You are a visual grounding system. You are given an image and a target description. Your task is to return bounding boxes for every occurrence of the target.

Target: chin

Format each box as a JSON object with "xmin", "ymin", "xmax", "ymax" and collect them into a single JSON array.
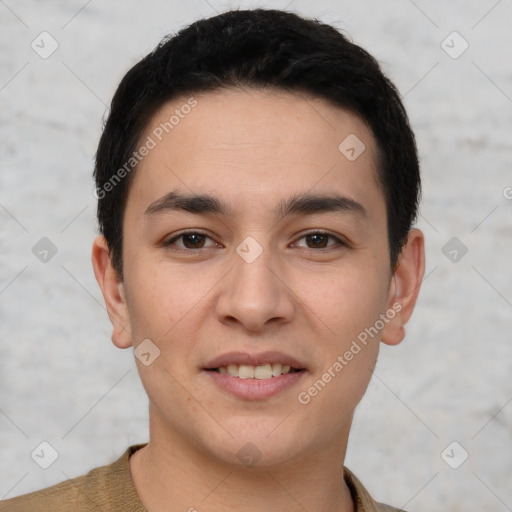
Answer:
[{"xmin": 200, "ymin": 419, "xmax": 310, "ymax": 469}]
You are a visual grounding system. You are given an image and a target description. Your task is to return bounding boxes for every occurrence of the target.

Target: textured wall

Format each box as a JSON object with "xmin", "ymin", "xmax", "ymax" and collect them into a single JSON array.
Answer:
[{"xmin": 1, "ymin": 1, "xmax": 511, "ymax": 510}]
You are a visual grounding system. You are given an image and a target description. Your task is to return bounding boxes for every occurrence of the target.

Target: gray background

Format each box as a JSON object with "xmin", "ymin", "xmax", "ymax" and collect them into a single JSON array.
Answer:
[{"xmin": 1, "ymin": 0, "xmax": 511, "ymax": 510}]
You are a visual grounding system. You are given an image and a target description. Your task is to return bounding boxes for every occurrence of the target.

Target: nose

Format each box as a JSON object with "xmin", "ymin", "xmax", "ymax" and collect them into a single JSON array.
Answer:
[{"xmin": 214, "ymin": 240, "xmax": 295, "ymax": 333}]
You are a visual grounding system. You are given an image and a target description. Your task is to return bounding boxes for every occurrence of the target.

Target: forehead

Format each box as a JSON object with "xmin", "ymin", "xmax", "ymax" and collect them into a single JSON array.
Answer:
[{"xmin": 126, "ymin": 88, "xmax": 384, "ymax": 221}]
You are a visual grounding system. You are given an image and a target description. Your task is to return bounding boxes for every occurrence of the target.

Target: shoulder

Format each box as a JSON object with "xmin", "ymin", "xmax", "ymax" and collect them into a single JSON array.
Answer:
[
  {"xmin": 343, "ymin": 466, "xmax": 409, "ymax": 512},
  {"xmin": 0, "ymin": 444, "xmax": 147, "ymax": 512}
]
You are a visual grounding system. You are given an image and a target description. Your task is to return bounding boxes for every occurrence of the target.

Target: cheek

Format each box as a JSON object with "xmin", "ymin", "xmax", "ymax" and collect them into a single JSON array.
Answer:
[
  {"xmin": 293, "ymin": 265, "xmax": 387, "ymax": 407},
  {"xmin": 294, "ymin": 271, "xmax": 384, "ymax": 432},
  {"xmin": 123, "ymin": 254, "xmax": 210, "ymax": 342},
  {"xmin": 297, "ymin": 344, "xmax": 379, "ymax": 446},
  {"xmin": 297, "ymin": 262, "xmax": 389, "ymax": 341}
]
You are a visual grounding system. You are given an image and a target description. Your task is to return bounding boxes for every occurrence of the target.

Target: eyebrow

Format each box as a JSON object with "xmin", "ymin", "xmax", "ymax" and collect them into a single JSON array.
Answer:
[{"xmin": 144, "ymin": 190, "xmax": 368, "ymax": 220}]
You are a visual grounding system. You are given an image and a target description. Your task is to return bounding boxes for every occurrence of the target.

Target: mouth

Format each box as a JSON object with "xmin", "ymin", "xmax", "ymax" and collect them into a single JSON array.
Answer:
[
  {"xmin": 205, "ymin": 363, "xmax": 305, "ymax": 380},
  {"xmin": 202, "ymin": 351, "xmax": 307, "ymax": 400}
]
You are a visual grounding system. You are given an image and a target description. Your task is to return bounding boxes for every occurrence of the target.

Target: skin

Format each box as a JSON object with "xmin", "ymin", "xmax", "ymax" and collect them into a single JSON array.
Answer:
[{"xmin": 92, "ymin": 88, "xmax": 425, "ymax": 512}]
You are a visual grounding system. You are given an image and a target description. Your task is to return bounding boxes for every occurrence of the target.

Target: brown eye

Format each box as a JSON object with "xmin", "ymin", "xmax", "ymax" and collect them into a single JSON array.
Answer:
[
  {"xmin": 295, "ymin": 231, "xmax": 344, "ymax": 249},
  {"xmin": 305, "ymin": 233, "xmax": 329, "ymax": 248},
  {"xmin": 164, "ymin": 231, "xmax": 218, "ymax": 251},
  {"xmin": 180, "ymin": 233, "xmax": 206, "ymax": 249}
]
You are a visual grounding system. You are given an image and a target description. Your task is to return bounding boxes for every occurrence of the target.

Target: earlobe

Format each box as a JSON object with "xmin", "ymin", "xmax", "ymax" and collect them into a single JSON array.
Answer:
[
  {"xmin": 91, "ymin": 235, "xmax": 133, "ymax": 349},
  {"xmin": 381, "ymin": 229, "xmax": 425, "ymax": 346}
]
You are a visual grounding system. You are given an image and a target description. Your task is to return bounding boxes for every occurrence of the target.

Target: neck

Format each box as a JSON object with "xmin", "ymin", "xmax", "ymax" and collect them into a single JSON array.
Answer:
[{"xmin": 129, "ymin": 407, "xmax": 355, "ymax": 512}]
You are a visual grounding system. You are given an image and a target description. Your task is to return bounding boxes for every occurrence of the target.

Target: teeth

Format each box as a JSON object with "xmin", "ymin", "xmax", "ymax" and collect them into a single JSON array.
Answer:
[
  {"xmin": 254, "ymin": 364, "xmax": 272, "ymax": 380},
  {"xmin": 216, "ymin": 363, "xmax": 298, "ymax": 379},
  {"xmin": 238, "ymin": 365, "xmax": 255, "ymax": 379},
  {"xmin": 227, "ymin": 364, "xmax": 238, "ymax": 377},
  {"xmin": 271, "ymin": 363, "xmax": 282, "ymax": 377}
]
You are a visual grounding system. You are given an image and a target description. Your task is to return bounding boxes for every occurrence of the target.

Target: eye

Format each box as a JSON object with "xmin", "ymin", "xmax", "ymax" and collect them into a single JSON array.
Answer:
[
  {"xmin": 163, "ymin": 230, "xmax": 345, "ymax": 252},
  {"xmin": 294, "ymin": 231, "xmax": 345, "ymax": 249},
  {"xmin": 163, "ymin": 231, "xmax": 220, "ymax": 250}
]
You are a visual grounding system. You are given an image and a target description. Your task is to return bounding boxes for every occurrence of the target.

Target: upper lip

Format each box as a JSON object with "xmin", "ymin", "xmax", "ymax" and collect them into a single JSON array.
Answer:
[{"xmin": 203, "ymin": 351, "xmax": 307, "ymax": 370}]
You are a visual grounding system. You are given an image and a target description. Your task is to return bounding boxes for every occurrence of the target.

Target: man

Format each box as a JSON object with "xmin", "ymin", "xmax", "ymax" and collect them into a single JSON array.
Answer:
[{"xmin": 1, "ymin": 8, "xmax": 424, "ymax": 511}]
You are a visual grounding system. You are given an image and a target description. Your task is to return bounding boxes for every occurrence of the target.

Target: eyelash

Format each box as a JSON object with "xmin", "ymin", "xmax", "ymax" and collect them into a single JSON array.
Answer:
[{"xmin": 163, "ymin": 230, "xmax": 346, "ymax": 252}]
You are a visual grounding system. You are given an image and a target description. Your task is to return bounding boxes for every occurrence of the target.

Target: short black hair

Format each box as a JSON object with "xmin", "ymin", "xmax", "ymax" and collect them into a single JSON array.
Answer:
[{"xmin": 94, "ymin": 8, "xmax": 420, "ymax": 279}]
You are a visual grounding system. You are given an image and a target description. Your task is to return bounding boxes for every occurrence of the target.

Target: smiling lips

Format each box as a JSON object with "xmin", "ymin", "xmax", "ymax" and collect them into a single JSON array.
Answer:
[
  {"xmin": 216, "ymin": 362, "xmax": 298, "ymax": 379},
  {"xmin": 204, "ymin": 350, "xmax": 306, "ymax": 378},
  {"xmin": 203, "ymin": 351, "xmax": 307, "ymax": 399}
]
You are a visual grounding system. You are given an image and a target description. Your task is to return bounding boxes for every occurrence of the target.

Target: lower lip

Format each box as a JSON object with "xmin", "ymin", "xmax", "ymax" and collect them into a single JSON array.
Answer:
[{"xmin": 204, "ymin": 370, "xmax": 306, "ymax": 400}]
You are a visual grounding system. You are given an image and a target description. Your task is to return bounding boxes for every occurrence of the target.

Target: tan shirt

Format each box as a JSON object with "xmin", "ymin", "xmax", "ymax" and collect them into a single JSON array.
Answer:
[{"xmin": 0, "ymin": 444, "xmax": 407, "ymax": 511}]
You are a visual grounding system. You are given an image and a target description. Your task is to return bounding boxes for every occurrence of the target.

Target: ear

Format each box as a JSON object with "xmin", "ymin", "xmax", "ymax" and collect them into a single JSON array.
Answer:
[
  {"xmin": 381, "ymin": 228, "xmax": 425, "ymax": 346},
  {"xmin": 91, "ymin": 235, "xmax": 133, "ymax": 349}
]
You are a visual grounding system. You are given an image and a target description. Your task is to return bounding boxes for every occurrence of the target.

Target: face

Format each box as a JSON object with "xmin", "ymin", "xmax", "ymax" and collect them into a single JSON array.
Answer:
[{"xmin": 95, "ymin": 88, "xmax": 422, "ymax": 469}]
